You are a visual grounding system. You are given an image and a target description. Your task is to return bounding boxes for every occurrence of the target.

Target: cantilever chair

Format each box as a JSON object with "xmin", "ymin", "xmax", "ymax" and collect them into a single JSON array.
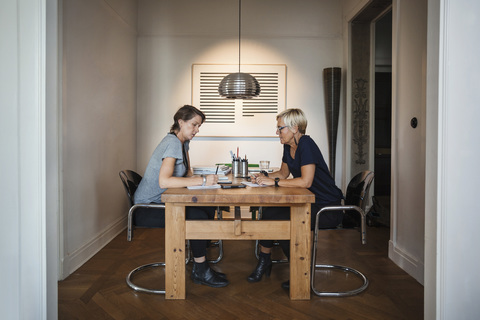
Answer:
[
  {"xmin": 119, "ymin": 170, "xmax": 223, "ymax": 294},
  {"xmin": 119, "ymin": 170, "xmax": 166, "ymax": 294},
  {"xmin": 311, "ymin": 170, "xmax": 374, "ymax": 297}
]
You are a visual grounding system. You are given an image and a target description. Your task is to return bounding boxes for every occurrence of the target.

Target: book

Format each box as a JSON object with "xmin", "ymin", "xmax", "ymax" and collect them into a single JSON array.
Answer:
[{"xmin": 192, "ymin": 165, "xmax": 231, "ymax": 175}]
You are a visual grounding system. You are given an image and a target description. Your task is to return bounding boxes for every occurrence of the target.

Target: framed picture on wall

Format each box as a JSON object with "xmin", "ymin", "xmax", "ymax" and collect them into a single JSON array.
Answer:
[{"xmin": 192, "ymin": 64, "xmax": 286, "ymax": 137}]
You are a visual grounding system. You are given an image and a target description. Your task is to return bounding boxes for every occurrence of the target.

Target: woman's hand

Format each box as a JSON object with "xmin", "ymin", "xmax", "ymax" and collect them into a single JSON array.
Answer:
[
  {"xmin": 250, "ymin": 173, "xmax": 259, "ymax": 184},
  {"xmin": 255, "ymin": 175, "xmax": 275, "ymax": 186},
  {"xmin": 250, "ymin": 172, "xmax": 267, "ymax": 185}
]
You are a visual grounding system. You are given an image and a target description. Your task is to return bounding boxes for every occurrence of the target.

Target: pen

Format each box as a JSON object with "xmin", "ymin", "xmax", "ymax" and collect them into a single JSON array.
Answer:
[{"xmin": 215, "ymin": 165, "xmax": 219, "ymax": 175}]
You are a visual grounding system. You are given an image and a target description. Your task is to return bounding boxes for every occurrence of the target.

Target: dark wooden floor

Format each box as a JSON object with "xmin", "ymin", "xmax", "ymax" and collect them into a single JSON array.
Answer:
[{"xmin": 58, "ymin": 226, "xmax": 423, "ymax": 319}]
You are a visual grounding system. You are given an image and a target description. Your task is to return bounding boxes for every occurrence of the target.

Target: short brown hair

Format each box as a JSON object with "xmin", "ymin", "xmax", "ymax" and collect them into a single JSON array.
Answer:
[{"xmin": 170, "ymin": 105, "xmax": 206, "ymax": 133}]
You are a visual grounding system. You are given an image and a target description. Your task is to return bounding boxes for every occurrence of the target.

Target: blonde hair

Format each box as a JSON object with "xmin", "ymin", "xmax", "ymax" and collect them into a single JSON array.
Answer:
[{"xmin": 276, "ymin": 108, "xmax": 307, "ymax": 134}]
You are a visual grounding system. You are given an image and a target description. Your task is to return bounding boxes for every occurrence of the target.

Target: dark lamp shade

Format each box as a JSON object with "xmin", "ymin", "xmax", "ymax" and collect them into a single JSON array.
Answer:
[{"xmin": 218, "ymin": 72, "xmax": 261, "ymax": 99}]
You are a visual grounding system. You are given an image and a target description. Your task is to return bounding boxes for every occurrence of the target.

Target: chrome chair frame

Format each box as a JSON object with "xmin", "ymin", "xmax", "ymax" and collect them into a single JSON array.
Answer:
[
  {"xmin": 120, "ymin": 170, "xmax": 223, "ymax": 295},
  {"xmin": 204, "ymin": 208, "xmax": 224, "ymax": 264},
  {"xmin": 311, "ymin": 205, "xmax": 368, "ymax": 297},
  {"xmin": 126, "ymin": 262, "xmax": 166, "ymax": 295},
  {"xmin": 310, "ymin": 170, "xmax": 374, "ymax": 297}
]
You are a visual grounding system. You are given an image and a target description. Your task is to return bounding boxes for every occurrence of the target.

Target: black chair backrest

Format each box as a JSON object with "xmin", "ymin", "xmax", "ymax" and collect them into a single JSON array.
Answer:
[
  {"xmin": 345, "ymin": 171, "xmax": 375, "ymax": 212},
  {"xmin": 119, "ymin": 170, "xmax": 143, "ymax": 207}
]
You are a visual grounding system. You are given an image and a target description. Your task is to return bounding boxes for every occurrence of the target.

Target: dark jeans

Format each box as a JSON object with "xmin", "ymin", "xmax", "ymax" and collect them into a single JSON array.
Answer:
[
  {"xmin": 133, "ymin": 205, "xmax": 216, "ymax": 258},
  {"xmin": 258, "ymin": 201, "xmax": 343, "ymax": 259},
  {"xmin": 186, "ymin": 206, "xmax": 216, "ymax": 258}
]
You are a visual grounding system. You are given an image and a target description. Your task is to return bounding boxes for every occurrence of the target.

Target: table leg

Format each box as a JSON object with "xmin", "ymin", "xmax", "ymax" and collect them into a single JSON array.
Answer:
[
  {"xmin": 289, "ymin": 204, "xmax": 312, "ymax": 300},
  {"xmin": 165, "ymin": 203, "xmax": 186, "ymax": 299}
]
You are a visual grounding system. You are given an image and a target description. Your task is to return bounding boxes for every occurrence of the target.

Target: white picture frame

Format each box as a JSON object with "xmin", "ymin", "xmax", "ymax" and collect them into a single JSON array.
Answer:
[{"xmin": 192, "ymin": 64, "xmax": 286, "ymax": 137}]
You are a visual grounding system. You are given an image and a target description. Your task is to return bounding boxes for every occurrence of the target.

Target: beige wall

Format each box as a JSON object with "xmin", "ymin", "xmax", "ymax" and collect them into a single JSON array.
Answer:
[
  {"xmin": 389, "ymin": 0, "xmax": 427, "ymax": 284},
  {"xmin": 136, "ymin": 0, "xmax": 346, "ymax": 181},
  {"xmin": 61, "ymin": 0, "xmax": 138, "ymax": 277}
]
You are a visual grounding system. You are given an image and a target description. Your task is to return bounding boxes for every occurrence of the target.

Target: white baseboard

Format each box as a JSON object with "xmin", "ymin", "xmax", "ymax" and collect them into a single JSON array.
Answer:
[
  {"xmin": 389, "ymin": 240, "xmax": 424, "ymax": 285},
  {"xmin": 60, "ymin": 216, "xmax": 127, "ymax": 280}
]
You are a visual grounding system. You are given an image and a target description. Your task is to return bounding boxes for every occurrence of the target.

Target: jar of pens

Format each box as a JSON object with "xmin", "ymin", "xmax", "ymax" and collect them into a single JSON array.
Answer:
[{"xmin": 231, "ymin": 148, "xmax": 248, "ymax": 178}]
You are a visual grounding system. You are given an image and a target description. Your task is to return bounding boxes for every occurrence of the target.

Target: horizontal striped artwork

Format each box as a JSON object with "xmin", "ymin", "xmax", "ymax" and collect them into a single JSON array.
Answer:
[{"xmin": 192, "ymin": 64, "xmax": 286, "ymax": 137}]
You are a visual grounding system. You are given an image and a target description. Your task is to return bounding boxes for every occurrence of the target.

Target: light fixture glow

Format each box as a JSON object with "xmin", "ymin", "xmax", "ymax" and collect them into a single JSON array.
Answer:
[{"xmin": 218, "ymin": 0, "xmax": 260, "ymax": 99}]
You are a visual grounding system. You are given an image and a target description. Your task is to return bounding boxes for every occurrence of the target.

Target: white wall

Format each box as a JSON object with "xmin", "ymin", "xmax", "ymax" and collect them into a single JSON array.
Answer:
[
  {"xmin": 137, "ymin": 0, "xmax": 346, "ymax": 183},
  {"xmin": 46, "ymin": 0, "xmax": 60, "ymax": 317},
  {"xmin": 388, "ymin": 0, "xmax": 427, "ymax": 284},
  {"xmin": 425, "ymin": 0, "xmax": 480, "ymax": 318},
  {"xmin": 61, "ymin": 0, "xmax": 138, "ymax": 277},
  {"xmin": 0, "ymin": 1, "xmax": 48, "ymax": 318}
]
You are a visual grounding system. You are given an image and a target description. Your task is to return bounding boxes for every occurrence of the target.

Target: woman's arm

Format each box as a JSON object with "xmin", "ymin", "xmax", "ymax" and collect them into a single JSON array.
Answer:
[
  {"xmin": 268, "ymin": 162, "xmax": 290, "ymax": 179},
  {"xmin": 158, "ymin": 157, "xmax": 217, "ymax": 188},
  {"xmin": 255, "ymin": 163, "xmax": 315, "ymax": 188},
  {"xmin": 251, "ymin": 162, "xmax": 289, "ymax": 182},
  {"xmin": 185, "ymin": 151, "xmax": 193, "ymax": 177},
  {"xmin": 278, "ymin": 164, "xmax": 315, "ymax": 188}
]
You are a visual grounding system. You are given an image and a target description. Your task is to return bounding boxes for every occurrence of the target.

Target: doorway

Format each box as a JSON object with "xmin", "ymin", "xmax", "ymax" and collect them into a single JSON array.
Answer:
[
  {"xmin": 371, "ymin": 10, "xmax": 392, "ymax": 226},
  {"xmin": 349, "ymin": 1, "xmax": 392, "ymax": 226}
]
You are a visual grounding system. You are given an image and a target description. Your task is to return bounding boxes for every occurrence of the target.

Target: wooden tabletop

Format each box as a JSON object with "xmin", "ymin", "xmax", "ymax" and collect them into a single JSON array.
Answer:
[{"xmin": 161, "ymin": 185, "xmax": 315, "ymax": 205}]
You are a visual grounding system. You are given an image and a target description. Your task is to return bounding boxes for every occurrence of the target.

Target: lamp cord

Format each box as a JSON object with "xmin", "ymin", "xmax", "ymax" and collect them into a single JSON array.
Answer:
[{"xmin": 238, "ymin": 0, "xmax": 241, "ymax": 72}]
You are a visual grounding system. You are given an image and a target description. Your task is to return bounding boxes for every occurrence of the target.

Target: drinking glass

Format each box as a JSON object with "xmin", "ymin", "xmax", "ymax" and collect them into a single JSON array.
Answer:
[{"xmin": 259, "ymin": 160, "xmax": 270, "ymax": 171}]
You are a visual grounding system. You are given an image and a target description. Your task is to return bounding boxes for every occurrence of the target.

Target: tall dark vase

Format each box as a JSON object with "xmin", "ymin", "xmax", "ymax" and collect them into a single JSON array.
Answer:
[{"xmin": 323, "ymin": 67, "xmax": 341, "ymax": 177}]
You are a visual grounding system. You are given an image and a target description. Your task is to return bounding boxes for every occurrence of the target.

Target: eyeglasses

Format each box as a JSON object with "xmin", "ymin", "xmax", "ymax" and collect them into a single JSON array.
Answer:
[{"xmin": 276, "ymin": 125, "xmax": 288, "ymax": 133}]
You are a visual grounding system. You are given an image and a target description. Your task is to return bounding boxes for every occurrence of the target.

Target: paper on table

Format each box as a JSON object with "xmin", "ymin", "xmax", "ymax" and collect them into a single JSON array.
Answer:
[
  {"xmin": 187, "ymin": 184, "xmax": 221, "ymax": 190},
  {"xmin": 241, "ymin": 181, "xmax": 270, "ymax": 188}
]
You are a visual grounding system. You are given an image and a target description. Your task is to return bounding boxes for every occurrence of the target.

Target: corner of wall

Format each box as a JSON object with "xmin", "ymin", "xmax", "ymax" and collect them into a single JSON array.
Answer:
[
  {"xmin": 389, "ymin": 240, "xmax": 424, "ymax": 285},
  {"xmin": 61, "ymin": 216, "xmax": 127, "ymax": 279}
]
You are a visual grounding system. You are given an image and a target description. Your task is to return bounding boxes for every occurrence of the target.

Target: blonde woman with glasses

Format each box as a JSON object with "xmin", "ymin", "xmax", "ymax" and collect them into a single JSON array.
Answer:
[{"xmin": 248, "ymin": 108, "xmax": 344, "ymax": 290}]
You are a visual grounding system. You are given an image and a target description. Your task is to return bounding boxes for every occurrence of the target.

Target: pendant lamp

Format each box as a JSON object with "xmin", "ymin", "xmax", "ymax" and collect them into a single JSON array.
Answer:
[{"xmin": 218, "ymin": 0, "xmax": 260, "ymax": 99}]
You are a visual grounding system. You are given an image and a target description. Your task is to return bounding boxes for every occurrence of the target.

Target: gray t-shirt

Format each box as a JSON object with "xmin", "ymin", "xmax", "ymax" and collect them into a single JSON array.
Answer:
[{"xmin": 134, "ymin": 133, "xmax": 190, "ymax": 204}]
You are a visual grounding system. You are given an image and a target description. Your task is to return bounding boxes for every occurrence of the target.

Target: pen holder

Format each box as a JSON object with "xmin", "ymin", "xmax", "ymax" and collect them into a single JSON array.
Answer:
[
  {"xmin": 240, "ymin": 159, "xmax": 248, "ymax": 178},
  {"xmin": 232, "ymin": 159, "xmax": 241, "ymax": 177}
]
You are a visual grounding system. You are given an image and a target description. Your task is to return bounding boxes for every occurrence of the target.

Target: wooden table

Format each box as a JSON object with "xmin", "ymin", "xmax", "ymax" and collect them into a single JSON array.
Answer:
[{"xmin": 161, "ymin": 182, "xmax": 315, "ymax": 300}]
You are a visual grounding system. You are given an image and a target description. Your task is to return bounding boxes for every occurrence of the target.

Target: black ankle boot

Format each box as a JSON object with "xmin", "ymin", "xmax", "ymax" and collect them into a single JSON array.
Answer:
[
  {"xmin": 247, "ymin": 252, "xmax": 272, "ymax": 282},
  {"xmin": 211, "ymin": 268, "xmax": 227, "ymax": 279},
  {"xmin": 191, "ymin": 261, "xmax": 229, "ymax": 288}
]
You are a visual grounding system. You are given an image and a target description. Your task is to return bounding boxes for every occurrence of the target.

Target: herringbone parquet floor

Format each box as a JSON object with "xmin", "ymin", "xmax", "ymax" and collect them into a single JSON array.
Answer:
[{"xmin": 58, "ymin": 225, "xmax": 423, "ymax": 319}]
